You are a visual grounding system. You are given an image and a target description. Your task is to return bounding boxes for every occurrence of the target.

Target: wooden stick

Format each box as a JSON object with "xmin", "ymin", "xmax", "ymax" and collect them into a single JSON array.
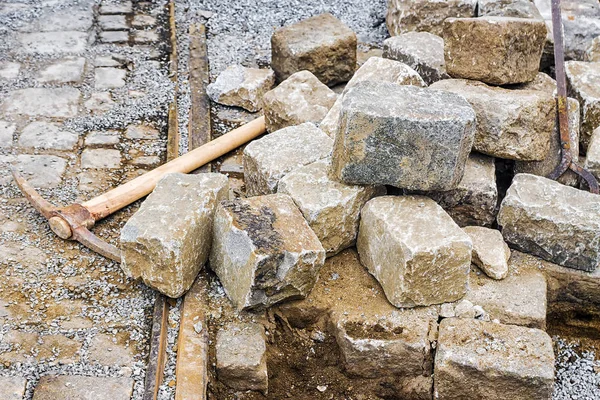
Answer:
[{"xmin": 83, "ymin": 116, "xmax": 265, "ymax": 220}]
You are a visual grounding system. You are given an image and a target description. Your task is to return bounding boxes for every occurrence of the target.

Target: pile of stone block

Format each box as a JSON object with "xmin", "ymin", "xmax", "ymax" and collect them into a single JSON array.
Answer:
[{"xmin": 118, "ymin": 7, "xmax": 600, "ymax": 397}]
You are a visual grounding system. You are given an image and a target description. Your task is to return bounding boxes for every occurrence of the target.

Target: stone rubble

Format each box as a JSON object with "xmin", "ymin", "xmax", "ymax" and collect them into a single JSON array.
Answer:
[
  {"xmin": 243, "ymin": 122, "xmax": 333, "ymax": 196},
  {"xmin": 216, "ymin": 322, "xmax": 268, "ymax": 393},
  {"xmin": 434, "ymin": 318, "xmax": 555, "ymax": 400},
  {"xmin": 565, "ymin": 61, "xmax": 600, "ymax": 150},
  {"xmin": 386, "ymin": 0, "xmax": 477, "ymax": 36},
  {"xmin": 357, "ymin": 196, "xmax": 472, "ymax": 308},
  {"xmin": 278, "ymin": 158, "xmax": 385, "ymax": 256},
  {"xmin": 331, "ymin": 81, "xmax": 476, "ymax": 191},
  {"xmin": 431, "ymin": 79, "xmax": 555, "ymax": 161},
  {"xmin": 207, "ymin": 65, "xmax": 275, "ymax": 112},
  {"xmin": 585, "ymin": 127, "xmax": 600, "ymax": 180},
  {"xmin": 382, "ymin": 32, "xmax": 448, "ymax": 84},
  {"xmin": 478, "ymin": 0, "xmax": 543, "ymax": 19},
  {"xmin": 209, "ymin": 194, "xmax": 326, "ymax": 310},
  {"xmin": 319, "ymin": 56, "xmax": 424, "ymax": 138},
  {"xmin": 120, "ymin": 173, "xmax": 229, "ymax": 298},
  {"xmin": 498, "ymin": 173, "xmax": 600, "ymax": 272},
  {"xmin": 271, "ymin": 13, "xmax": 357, "ymax": 86},
  {"xmin": 262, "ymin": 70, "xmax": 337, "ymax": 132},
  {"xmin": 463, "ymin": 226, "xmax": 511, "ymax": 280}
]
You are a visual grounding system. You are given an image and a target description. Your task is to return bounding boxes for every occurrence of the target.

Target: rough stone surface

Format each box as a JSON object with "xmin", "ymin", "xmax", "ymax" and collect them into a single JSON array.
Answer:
[
  {"xmin": 95, "ymin": 67, "xmax": 126, "ymax": 89},
  {"xmin": 216, "ymin": 322, "xmax": 268, "ymax": 393},
  {"xmin": 386, "ymin": 0, "xmax": 477, "ymax": 36},
  {"xmin": 99, "ymin": 31, "xmax": 129, "ymax": 43},
  {"xmin": 262, "ymin": 70, "xmax": 337, "ymax": 132},
  {"xmin": 32, "ymin": 375, "xmax": 134, "ymax": 400},
  {"xmin": 125, "ymin": 124, "xmax": 160, "ymax": 140},
  {"xmin": 271, "ymin": 13, "xmax": 357, "ymax": 85},
  {"xmin": 207, "ymin": 65, "xmax": 275, "ymax": 112},
  {"xmin": 278, "ymin": 159, "xmax": 385, "ymax": 257},
  {"xmin": 465, "ymin": 256, "xmax": 547, "ymax": 329},
  {"xmin": 2, "ymin": 88, "xmax": 81, "ymax": 118},
  {"xmin": 14, "ymin": 155, "xmax": 67, "ymax": 188},
  {"xmin": 515, "ymin": 97, "xmax": 580, "ymax": 187},
  {"xmin": 586, "ymin": 36, "xmax": 600, "ymax": 62},
  {"xmin": 431, "ymin": 79, "xmax": 555, "ymax": 161},
  {"xmin": 120, "ymin": 173, "xmax": 228, "ymax": 298},
  {"xmin": 37, "ymin": 56, "xmax": 86, "ymax": 83},
  {"xmin": 85, "ymin": 130, "xmax": 120, "ymax": 146},
  {"xmin": 243, "ymin": 122, "xmax": 333, "ymax": 196},
  {"xmin": 331, "ymin": 81, "xmax": 476, "ymax": 191},
  {"xmin": 0, "ymin": 376, "xmax": 26, "ymax": 400},
  {"xmin": 478, "ymin": 0, "xmax": 543, "ymax": 18},
  {"xmin": 516, "ymin": 71, "xmax": 557, "ymax": 93},
  {"xmin": 427, "ymin": 153, "xmax": 497, "ymax": 227},
  {"xmin": 382, "ymin": 32, "xmax": 448, "ymax": 85},
  {"xmin": 87, "ymin": 333, "xmax": 135, "ymax": 366},
  {"xmin": 320, "ymin": 56, "xmax": 425, "ymax": 137},
  {"xmin": 18, "ymin": 31, "xmax": 88, "ymax": 55},
  {"xmin": 85, "ymin": 92, "xmax": 116, "ymax": 114},
  {"xmin": 463, "ymin": 226, "xmax": 511, "ymax": 280},
  {"xmin": 0, "ymin": 120, "xmax": 15, "ymax": 148},
  {"xmin": 209, "ymin": 194, "xmax": 326, "ymax": 310},
  {"xmin": 498, "ymin": 173, "xmax": 600, "ymax": 272},
  {"xmin": 81, "ymin": 148, "xmax": 121, "ymax": 169},
  {"xmin": 434, "ymin": 318, "xmax": 554, "ymax": 400},
  {"xmin": 565, "ymin": 61, "xmax": 600, "ymax": 150},
  {"xmin": 585, "ymin": 126, "xmax": 600, "ymax": 180},
  {"xmin": 0, "ymin": 61, "xmax": 20, "ymax": 80},
  {"xmin": 18, "ymin": 121, "xmax": 79, "ymax": 150},
  {"xmin": 443, "ymin": 17, "xmax": 546, "ymax": 85},
  {"xmin": 98, "ymin": 15, "xmax": 128, "ymax": 30},
  {"xmin": 99, "ymin": 0, "xmax": 133, "ymax": 14},
  {"xmin": 132, "ymin": 30, "xmax": 159, "ymax": 44},
  {"xmin": 357, "ymin": 196, "xmax": 472, "ymax": 308}
]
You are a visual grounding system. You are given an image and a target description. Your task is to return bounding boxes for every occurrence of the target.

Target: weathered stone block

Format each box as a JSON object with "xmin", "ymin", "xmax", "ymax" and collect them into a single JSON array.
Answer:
[
  {"xmin": 443, "ymin": 17, "xmax": 546, "ymax": 85},
  {"xmin": 431, "ymin": 79, "xmax": 555, "ymax": 161},
  {"xmin": 331, "ymin": 81, "xmax": 476, "ymax": 191},
  {"xmin": 320, "ymin": 56, "xmax": 424, "ymax": 137},
  {"xmin": 463, "ymin": 226, "xmax": 510, "ymax": 280},
  {"xmin": 95, "ymin": 67, "xmax": 126, "ymax": 89},
  {"xmin": 515, "ymin": 97, "xmax": 580, "ymax": 187},
  {"xmin": 478, "ymin": 0, "xmax": 543, "ymax": 18},
  {"xmin": 465, "ymin": 259, "xmax": 547, "ymax": 329},
  {"xmin": 0, "ymin": 376, "xmax": 26, "ymax": 400},
  {"xmin": 262, "ymin": 70, "xmax": 337, "ymax": 132},
  {"xmin": 386, "ymin": 0, "xmax": 477, "ymax": 36},
  {"xmin": 216, "ymin": 322, "xmax": 268, "ymax": 393},
  {"xmin": 18, "ymin": 121, "xmax": 79, "ymax": 150},
  {"xmin": 585, "ymin": 127, "xmax": 600, "ymax": 180},
  {"xmin": 357, "ymin": 196, "xmax": 472, "ymax": 308},
  {"xmin": 18, "ymin": 31, "xmax": 88, "ymax": 55},
  {"xmin": 434, "ymin": 318, "xmax": 554, "ymax": 400},
  {"xmin": 207, "ymin": 65, "xmax": 275, "ymax": 112},
  {"xmin": 243, "ymin": 122, "xmax": 333, "ymax": 196},
  {"xmin": 566, "ymin": 61, "xmax": 600, "ymax": 150},
  {"xmin": 383, "ymin": 32, "xmax": 448, "ymax": 85},
  {"xmin": 278, "ymin": 159, "xmax": 385, "ymax": 257},
  {"xmin": 427, "ymin": 153, "xmax": 498, "ymax": 227},
  {"xmin": 14, "ymin": 155, "xmax": 67, "ymax": 188},
  {"xmin": 271, "ymin": 13, "xmax": 357, "ymax": 85},
  {"xmin": 81, "ymin": 148, "xmax": 121, "ymax": 169},
  {"xmin": 498, "ymin": 173, "xmax": 600, "ymax": 272},
  {"xmin": 37, "ymin": 56, "xmax": 86, "ymax": 83},
  {"xmin": 2, "ymin": 88, "xmax": 81, "ymax": 118},
  {"xmin": 121, "ymin": 173, "xmax": 229, "ymax": 298},
  {"xmin": 32, "ymin": 375, "xmax": 134, "ymax": 400},
  {"xmin": 210, "ymin": 194, "xmax": 326, "ymax": 310}
]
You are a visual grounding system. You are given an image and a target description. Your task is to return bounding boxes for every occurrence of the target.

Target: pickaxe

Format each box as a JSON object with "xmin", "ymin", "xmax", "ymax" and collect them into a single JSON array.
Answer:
[
  {"xmin": 11, "ymin": 117, "xmax": 266, "ymax": 262},
  {"xmin": 548, "ymin": 0, "xmax": 599, "ymax": 193}
]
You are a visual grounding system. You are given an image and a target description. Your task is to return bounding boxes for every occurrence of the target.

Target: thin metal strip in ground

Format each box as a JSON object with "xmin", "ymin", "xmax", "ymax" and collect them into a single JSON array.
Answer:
[{"xmin": 142, "ymin": 294, "xmax": 170, "ymax": 400}]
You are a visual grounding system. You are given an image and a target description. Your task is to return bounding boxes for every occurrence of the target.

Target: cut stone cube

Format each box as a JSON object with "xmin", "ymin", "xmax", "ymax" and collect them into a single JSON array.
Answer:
[
  {"xmin": 427, "ymin": 153, "xmax": 498, "ymax": 227},
  {"xmin": 120, "ymin": 173, "xmax": 228, "ymax": 298},
  {"xmin": 271, "ymin": 13, "xmax": 357, "ymax": 86},
  {"xmin": 386, "ymin": 0, "xmax": 477, "ymax": 36},
  {"xmin": 32, "ymin": 375, "xmax": 133, "ymax": 400},
  {"xmin": 463, "ymin": 226, "xmax": 510, "ymax": 280},
  {"xmin": 216, "ymin": 322, "xmax": 268, "ymax": 394},
  {"xmin": 434, "ymin": 318, "xmax": 554, "ymax": 400},
  {"xmin": 431, "ymin": 79, "xmax": 555, "ymax": 161},
  {"xmin": 383, "ymin": 32, "xmax": 449, "ymax": 85},
  {"xmin": 566, "ymin": 61, "xmax": 600, "ymax": 149},
  {"xmin": 278, "ymin": 159, "xmax": 385, "ymax": 256},
  {"xmin": 443, "ymin": 17, "xmax": 547, "ymax": 85},
  {"xmin": 331, "ymin": 81, "xmax": 476, "ymax": 191},
  {"xmin": 498, "ymin": 173, "xmax": 600, "ymax": 272},
  {"xmin": 209, "ymin": 194, "xmax": 326, "ymax": 310},
  {"xmin": 207, "ymin": 65, "xmax": 275, "ymax": 112},
  {"xmin": 262, "ymin": 70, "xmax": 337, "ymax": 132},
  {"xmin": 320, "ymin": 56, "xmax": 425, "ymax": 137},
  {"xmin": 357, "ymin": 196, "xmax": 472, "ymax": 308},
  {"xmin": 465, "ymin": 259, "xmax": 547, "ymax": 329},
  {"xmin": 242, "ymin": 122, "xmax": 333, "ymax": 196}
]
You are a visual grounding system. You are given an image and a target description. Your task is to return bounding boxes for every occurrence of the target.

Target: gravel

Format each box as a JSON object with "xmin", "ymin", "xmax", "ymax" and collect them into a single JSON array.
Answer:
[{"xmin": 553, "ymin": 337, "xmax": 600, "ymax": 400}]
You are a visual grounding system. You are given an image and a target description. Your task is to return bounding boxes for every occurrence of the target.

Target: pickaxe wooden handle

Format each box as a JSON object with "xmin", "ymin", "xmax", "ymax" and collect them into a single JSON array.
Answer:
[{"xmin": 11, "ymin": 117, "xmax": 266, "ymax": 262}]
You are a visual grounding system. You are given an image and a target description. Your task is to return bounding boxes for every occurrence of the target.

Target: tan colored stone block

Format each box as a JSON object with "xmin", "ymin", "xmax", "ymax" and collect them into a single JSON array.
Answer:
[
  {"xmin": 566, "ymin": 61, "xmax": 600, "ymax": 150},
  {"xmin": 207, "ymin": 65, "xmax": 275, "ymax": 112},
  {"xmin": 386, "ymin": 0, "xmax": 477, "ymax": 36},
  {"xmin": 463, "ymin": 226, "xmax": 510, "ymax": 280}
]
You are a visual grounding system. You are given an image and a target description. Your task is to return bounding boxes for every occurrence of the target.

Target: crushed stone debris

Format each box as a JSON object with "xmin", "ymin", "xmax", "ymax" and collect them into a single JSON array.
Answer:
[{"xmin": 553, "ymin": 338, "xmax": 600, "ymax": 400}]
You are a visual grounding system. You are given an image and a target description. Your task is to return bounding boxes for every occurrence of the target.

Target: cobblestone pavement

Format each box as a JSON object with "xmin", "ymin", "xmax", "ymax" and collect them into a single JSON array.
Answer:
[{"xmin": 0, "ymin": 0, "xmax": 173, "ymax": 398}]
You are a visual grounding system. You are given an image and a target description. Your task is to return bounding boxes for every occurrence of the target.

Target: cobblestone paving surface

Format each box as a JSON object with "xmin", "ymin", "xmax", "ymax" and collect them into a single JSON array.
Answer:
[{"xmin": 0, "ymin": 0, "xmax": 173, "ymax": 398}]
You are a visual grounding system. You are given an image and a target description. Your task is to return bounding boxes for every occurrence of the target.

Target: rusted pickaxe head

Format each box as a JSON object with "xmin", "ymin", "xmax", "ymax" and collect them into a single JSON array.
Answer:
[{"xmin": 11, "ymin": 167, "xmax": 122, "ymax": 262}]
